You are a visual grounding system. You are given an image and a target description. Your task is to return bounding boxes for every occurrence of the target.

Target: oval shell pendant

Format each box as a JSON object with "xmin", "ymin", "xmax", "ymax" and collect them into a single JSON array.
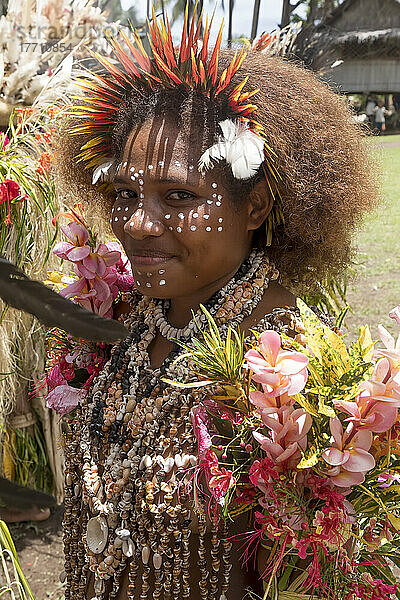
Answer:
[{"xmin": 86, "ymin": 516, "xmax": 108, "ymax": 554}]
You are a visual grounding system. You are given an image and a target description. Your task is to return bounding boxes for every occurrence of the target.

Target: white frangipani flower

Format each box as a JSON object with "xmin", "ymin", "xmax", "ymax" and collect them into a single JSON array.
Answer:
[{"xmin": 198, "ymin": 118, "xmax": 265, "ymax": 180}]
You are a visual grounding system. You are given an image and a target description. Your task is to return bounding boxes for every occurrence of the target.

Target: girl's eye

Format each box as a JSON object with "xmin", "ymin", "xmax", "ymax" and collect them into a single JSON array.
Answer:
[
  {"xmin": 168, "ymin": 191, "xmax": 195, "ymax": 201},
  {"xmin": 116, "ymin": 189, "xmax": 137, "ymax": 200}
]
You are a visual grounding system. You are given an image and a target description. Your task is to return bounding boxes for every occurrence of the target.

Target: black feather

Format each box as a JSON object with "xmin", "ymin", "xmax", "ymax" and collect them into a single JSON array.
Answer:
[
  {"xmin": 0, "ymin": 476, "xmax": 56, "ymax": 509},
  {"xmin": 0, "ymin": 257, "xmax": 128, "ymax": 343}
]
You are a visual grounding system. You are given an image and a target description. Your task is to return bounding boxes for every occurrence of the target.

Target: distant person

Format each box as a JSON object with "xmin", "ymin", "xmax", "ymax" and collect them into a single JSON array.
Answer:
[
  {"xmin": 373, "ymin": 100, "xmax": 389, "ymax": 134},
  {"xmin": 365, "ymin": 93, "xmax": 377, "ymax": 127}
]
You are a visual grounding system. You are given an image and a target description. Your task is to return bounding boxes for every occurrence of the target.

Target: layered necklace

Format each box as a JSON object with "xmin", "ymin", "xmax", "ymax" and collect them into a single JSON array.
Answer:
[{"xmin": 63, "ymin": 250, "xmax": 300, "ymax": 600}]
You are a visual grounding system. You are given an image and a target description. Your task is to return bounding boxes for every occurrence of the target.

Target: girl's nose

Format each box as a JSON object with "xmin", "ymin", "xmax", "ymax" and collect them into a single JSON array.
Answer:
[{"xmin": 124, "ymin": 207, "xmax": 164, "ymax": 240}]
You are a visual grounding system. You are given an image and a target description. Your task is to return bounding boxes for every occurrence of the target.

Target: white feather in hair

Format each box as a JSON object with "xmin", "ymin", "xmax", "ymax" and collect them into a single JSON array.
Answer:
[{"xmin": 198, "ymin": 119, "xmax": 265, "ymax": 180}]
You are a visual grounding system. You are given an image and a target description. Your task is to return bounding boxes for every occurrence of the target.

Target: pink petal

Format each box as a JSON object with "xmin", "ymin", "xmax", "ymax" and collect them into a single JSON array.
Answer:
[
  {"xmin": 76, "ymin": 262, "xmax": 96, "ymax": 279},
  {"xmin": 349, "ymin": 429, "xmax": 372, "ymax": 451},
  {"xmin": 286, "ymin": 369, "xmax": 308, "ymax": 395},
  {"xmin": 275, "ymin": 442, "xmax": 298, "ymax": 463},
  {"xmin": 252, "ymin": 371, "xmax": 281, "ymax": 388},
  {"xmin": 373, "ymin": 358, "xmax": 391, "ymax": 384},
  {"xmin": 322, "ymin": 448, "xmax": 349, "ymax": 466},
  {"xmin": 53, "ymin": 241, "xmax": 73, "ymax": 258},
  {"xmin": 68, "ymin": 222, "xmax": 89, "ymax": 244},
  {"xmin": 378, "ymin": 325, "xmax": 395, "ymax": 350},
  {"xmin": 363, "ymin": 405, "xmax": 397, "ymax": 433},
  {"xmin": 276, "ymin": 351, "xmax": 309, "ymax": 376},
  {"xmin": 331, "ymin": 470, "xmax": 365, "ymax": 488},
  {"xmin": 389, "ymin": 305, "xmax": 400, "ymax": 325},
  {"xmin": 97, "ymin": 295, "xmax": 114, "ymax": 317},
  {"xmin": 334, "ymin": 399, "xmax": 360, "ymax": 419},
  {"xmin": 330, "ymin": 417, "xmax": 344, "ymax": 449},
  {"xmin": 253, "ymin": 430, "xmax": 269, "ymax": 446},
  {"xmin": 249, "ymin": 390, "xmax": 275, "ymax": 409},
  {"xmin": 343, "ymin": 448, "xmax": 375, "ymax": 472},
  {"xmin": 67, "ymin": 245, "xmax": 90, "ymax": 262},
  {"xmin": 286, "ymin": 409, "xmax": 312, "ymax": 441},
  {"xmin": 258, "ymin": 330, "xmax": 281, "ymax": 366},
  {"xmin": 82, "ymin": 253, "xmax": 98, "ymax": 273},
  {"xmin": 59, "ymin": 277, "xmax": 87, "ymax": 298},
  {"xmin": 102, "ymin": 250, "xmax": 121, "ymax": 267},
  {"xmin": 92, "ymin": 277, "xmax": 111, "ymax": 302}
]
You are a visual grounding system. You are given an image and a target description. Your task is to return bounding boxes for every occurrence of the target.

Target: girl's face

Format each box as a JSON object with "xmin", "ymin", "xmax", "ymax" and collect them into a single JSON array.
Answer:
[{"xmin": 111, "ymin": 117, "xmax": 261, "ymax": 300}]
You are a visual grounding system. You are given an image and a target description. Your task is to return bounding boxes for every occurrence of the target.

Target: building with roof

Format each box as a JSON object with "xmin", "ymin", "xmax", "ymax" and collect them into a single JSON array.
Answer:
[{"xmin": 299, "ymin": 0, "xmax": 400, "ymax": 94}]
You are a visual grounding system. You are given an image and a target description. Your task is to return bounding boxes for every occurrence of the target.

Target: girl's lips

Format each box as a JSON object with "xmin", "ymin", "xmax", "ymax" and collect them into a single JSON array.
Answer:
[{"xmin": 130, "ymin": 255, "xmax": 174, "ymax": 265}]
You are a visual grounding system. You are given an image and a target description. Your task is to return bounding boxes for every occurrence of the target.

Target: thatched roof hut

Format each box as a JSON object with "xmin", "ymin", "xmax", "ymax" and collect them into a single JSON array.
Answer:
[{"xmin": 299, "ymin": 0, "xmax": 400, "ymax": 93}]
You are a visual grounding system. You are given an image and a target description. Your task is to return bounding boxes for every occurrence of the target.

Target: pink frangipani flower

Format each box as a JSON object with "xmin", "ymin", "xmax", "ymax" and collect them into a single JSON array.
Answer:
[
  {"xmin": 46, "ymin": 384, "xmax": 87, "ymax": 415},
  {"xmin": 53, "ymin": 222, "xmax": 91, "ymax": 262},
  {"xmin": 253, "ymin": 405, "xmax": 312, "ymax": 470},
  {"xmin": 322, "ymin": 417, "xmax": 375, "ymax": 487},
  {"xmin": 244, "ymin": 330, "xmax": 308, "ymax": 399}
]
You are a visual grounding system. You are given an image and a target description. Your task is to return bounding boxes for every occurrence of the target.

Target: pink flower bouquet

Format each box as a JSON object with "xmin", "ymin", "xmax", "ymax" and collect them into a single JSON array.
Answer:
[
  {"xmin": 44, "ymin": 204, "xmax": 133, "ymax": 416},
  {"xmin": 174, "ymin": 300, "xmax": 400, "ymax": 600}
]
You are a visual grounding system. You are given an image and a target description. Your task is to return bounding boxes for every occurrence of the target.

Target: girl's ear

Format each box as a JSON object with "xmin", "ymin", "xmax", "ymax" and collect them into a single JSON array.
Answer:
[{"xmin": 247, "ymin": 180, "xmax": 274, "ymax": 231}]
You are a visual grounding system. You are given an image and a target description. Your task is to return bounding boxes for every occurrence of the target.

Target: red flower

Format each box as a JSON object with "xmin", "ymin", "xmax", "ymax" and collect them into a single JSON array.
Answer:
[
  {"xmin": 37, "ymin": 151, "xmax": 53, "ymax": 175},
  {"xmin": 0, "ymin": 178, "xmax": 25, "ymax": 225}
]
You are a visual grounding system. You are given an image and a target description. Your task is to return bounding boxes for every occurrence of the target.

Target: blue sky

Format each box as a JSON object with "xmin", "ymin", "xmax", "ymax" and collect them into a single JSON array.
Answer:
[{"xmin": 120, "ymin": 1, "xmax": 303, "ymax": 40}]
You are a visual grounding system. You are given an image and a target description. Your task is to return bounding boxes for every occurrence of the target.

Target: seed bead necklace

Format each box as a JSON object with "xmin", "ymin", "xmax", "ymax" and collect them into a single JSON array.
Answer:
[{"xmin": 63, "ymin": 250, "xmax": 302, "ymax": 600}]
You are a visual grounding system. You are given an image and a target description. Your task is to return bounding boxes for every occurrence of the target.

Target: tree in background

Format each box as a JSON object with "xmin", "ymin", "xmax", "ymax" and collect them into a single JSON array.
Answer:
[
  {"xmin": 97, "ymin": 0, "xmax": 139, "ymax": 25},
  {"xmin": 281, "ymin": 0, "xmax": 343, "ymax": 28}
]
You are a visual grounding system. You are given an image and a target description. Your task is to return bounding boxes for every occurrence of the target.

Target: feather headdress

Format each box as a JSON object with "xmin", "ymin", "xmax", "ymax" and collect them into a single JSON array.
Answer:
[
  {"xmin": 69, "ymin": 3, "xmax": 283, "ymax": 241},
  {"xmin": 71, "ymin": 6, "xmax": 278, "ymax": 173}
]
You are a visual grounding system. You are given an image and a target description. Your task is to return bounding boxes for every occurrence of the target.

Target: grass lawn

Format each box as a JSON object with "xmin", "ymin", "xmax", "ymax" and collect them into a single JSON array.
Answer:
[{"xmin": 345, "ymin": 134, "xmax": 400, "ymax": 340}]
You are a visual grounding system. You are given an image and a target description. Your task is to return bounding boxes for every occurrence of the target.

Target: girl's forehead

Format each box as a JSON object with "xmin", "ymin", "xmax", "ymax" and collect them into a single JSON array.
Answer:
[{"xmin": 120, "ymin": 117, "xmax": 201, "ymax": 171}]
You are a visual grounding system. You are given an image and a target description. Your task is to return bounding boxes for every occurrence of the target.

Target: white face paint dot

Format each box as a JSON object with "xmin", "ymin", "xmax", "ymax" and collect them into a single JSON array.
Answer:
[
  {"xmin": 207, "ymin": 200, "xmax": 213, "ymax": 205},
  {"xmin": 139, "ymin": 179, "xmax": 144, "ymax": 185},
  {"xmin": 140, "ymin": 193, "xmax": 144, "ymax": 198},
  {"xmin": 164, "ymin": 214, "xmax": 171, "ymax": 219},
  {"xmin": 189, "ymin": 165, "xmax": 194, "ymax": 171},
  {"xmin": 117, "ymin": 206, "xmax": 121, "ymax": 211},
  {"xmin": 137, "ymin": 281, "xmax": 141, "ymax": 286},
  {"xmin": 146, "ymin": 282, "xmax": 151, "ymax": 288},
  {"xmin": 159, "ymin": 269, "xmax": 165, "ymax": 274},
  {"xmin": 203, "ymin": 214, "xmax": 210, "ymax": 219},
  {"xmin": 193, "ymin": 212, "xmax": 198, "ymax": 218},
  {"xmin": 218, "ymin": 217, "xmax": 223, "ymax": 223},
  {"xmin": 217, "ymin": 195, "xmax": 222, "ymax": 200},
  {"xmin": 158, "ymin": 161, "xmax": 164, "ymax": 167},
  {"xmin": 134, "ymin": 172, "xmax": 139, "ymax": 177},
  {"xmin": 218, "ymin": 226, "xmax": 223, "ymax": 231},
  {"xmin": 114, "ymin": 217, "xmax": 119, "ymax": 222},
  {"xmin": 123, "ymin": 216, "xmax": 127, "ymax": 221},
  {"xmin": 123, "ymin": 161, "xmax": 127, "ymax": 168},
  {"xmin": 216, "ymin": 201, "xmax": 221, "ymax": 207},
  {"xmin": 177, "ymin": 226, "xmax": 182, "ymax": 233},
  {"xmin": 212, "ymin": 193, "xmax": 217, "ymax": 198},
  {"xmin": 137, "ymin": 270, "xmax": 142, "ymax": 275},
  {"xmin": 125, "ymin": 206, "xmax": 129, "ymax": 211},
  {"xmin": 131, "ymin": 175, "xmax": 136, "ymax": 180},
  {"xmin": 148, "ymin": 165, "xmax": 153, "ymax": 170},
  {"xmin": 159, "ymin": 279, "xmax": 166, "ymax": 286},
  {"xmin": 174, "ymin": 161, "xmax": 181, "ymax": 167},
  {"xmin": 178, "ymin": 213, "xmax": 184, "ymax": 219},
  {"xmin": 146, "ymin": 272, "xmax": 152, "ymax": 277},
  {"xmin": 138, "ymin": 202, "xmax": 143, "ymax": 208},
  {"xmin": 206, "ymin": 226, "xmax": 211, "ymax": 231},
  {"xmin": 139, "ymin": 170, "xmax": 144, "ymax": 175},
  {"xmin": 212, "ymin": 183, "xmax": 217, "ymax": 188},
  {"xmin": 190, "ymin": 225, "xmax": 197, "ymax": 231},
  {"xmin": 168, "ymin": 226, "xmax": 173, "ymax": 231},
  {"xmin": 109, "ymin": 218, "xmax": 112, "ymax": 224}
]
